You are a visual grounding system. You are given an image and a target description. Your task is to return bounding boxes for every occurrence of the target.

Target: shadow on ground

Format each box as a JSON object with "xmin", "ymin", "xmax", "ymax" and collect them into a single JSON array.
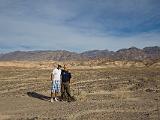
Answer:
[{"xmin": 27, "ymin": 92, "xmax": 50, "ymax": 101}]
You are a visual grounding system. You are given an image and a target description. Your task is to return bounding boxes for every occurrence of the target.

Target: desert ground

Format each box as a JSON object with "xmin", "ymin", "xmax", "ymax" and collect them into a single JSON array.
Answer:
[{"xmin": 0, "ymin": 61, "xmax": 160, "ymax": 120}]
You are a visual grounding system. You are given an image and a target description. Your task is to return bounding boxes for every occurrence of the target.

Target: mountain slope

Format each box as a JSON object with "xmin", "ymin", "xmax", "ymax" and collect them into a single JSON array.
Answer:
[
  {"xmin": 113, "ymin": 47, "xmax": 147, "ymax": 60},
  {"xmin": 80, "ymin": 49, "xmax": 114, "ymax": 59},
  {"xmin": 0, "ymin": 50, "xmax": 83, "ymax": 61},
  {"xmin": 0, "ymin": 46, "xmax": 160, "ymax": 61}
]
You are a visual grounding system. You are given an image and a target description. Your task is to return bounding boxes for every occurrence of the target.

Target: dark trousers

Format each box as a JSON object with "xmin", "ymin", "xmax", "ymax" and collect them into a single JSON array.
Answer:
[{"xmin": 61, "ymin": 81, "xmax": 71, "ymax": 100}]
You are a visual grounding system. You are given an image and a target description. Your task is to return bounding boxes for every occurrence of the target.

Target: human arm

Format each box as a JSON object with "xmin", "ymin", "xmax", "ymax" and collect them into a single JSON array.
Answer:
[
  {"xmin": 51, "ymin": 73, "xmax": 52, "ymax": 81},
  {"xmin": 69, "ymin": 72, "xmax": 71, "ymax": 83}
]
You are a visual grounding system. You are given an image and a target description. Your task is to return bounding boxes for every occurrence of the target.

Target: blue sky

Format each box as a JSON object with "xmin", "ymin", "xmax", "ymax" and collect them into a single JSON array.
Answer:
[{"xmin": 0, "ymin": 0, "xmax": 160, "ymax": 53}]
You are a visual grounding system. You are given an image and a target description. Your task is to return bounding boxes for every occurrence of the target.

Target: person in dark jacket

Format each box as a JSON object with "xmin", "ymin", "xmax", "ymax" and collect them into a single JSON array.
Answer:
[{"xmin": 61, "ymin": 65, "xmax": 72, "ymax": 102}]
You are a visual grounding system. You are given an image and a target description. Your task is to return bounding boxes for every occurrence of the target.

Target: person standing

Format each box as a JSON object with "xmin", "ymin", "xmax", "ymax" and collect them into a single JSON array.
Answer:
[
  {"xmin": 61, "ymin": 65, "xmax": 72, "ymax": 102},
  {"xmin": 50, "ymin": 64, "xmax": 62, "ymax": 102}
]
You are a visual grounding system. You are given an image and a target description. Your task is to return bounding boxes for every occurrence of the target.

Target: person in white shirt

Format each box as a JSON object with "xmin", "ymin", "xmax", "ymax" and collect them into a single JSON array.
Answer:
[{"xmin": 50, "ymin": 64, "xmax": 62, "ymax": 102}]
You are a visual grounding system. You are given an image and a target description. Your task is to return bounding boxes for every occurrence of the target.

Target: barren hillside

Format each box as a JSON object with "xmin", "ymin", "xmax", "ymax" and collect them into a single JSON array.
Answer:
[{"xmin": 0, "ymin": 46, "xmax": 160, "ymax": 61}]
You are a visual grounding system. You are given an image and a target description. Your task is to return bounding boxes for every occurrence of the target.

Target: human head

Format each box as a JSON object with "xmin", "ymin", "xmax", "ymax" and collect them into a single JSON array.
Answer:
[
  {"xmin": 57, "ymin": 64, "xmax": 62, "ymax": 69},
  {"xmin": 63, "ymin": 64, "xmax": 67, "ymax": 71}
]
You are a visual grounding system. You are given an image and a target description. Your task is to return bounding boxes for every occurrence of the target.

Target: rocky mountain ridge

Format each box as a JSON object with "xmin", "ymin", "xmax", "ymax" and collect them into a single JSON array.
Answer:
[{"xmin": 0, "ymin": 46, "xmax": 160, "ymax": 61}]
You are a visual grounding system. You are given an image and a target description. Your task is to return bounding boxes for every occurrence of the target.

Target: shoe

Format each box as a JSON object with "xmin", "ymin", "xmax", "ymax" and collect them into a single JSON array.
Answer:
[
  {"xmin": 67, "ymin": 100, "xmax": 71, "ymax": 102},
  {"xmin": 50, "ymin": 98, "xmax": 54, "ymax": 103},
  {"xmin": 55, "ymin": 97, "xmax": 58, "ymax": 101},
  {"xmin": 67, "ymin": 98, "xmax": 71, "ymax": 102}
]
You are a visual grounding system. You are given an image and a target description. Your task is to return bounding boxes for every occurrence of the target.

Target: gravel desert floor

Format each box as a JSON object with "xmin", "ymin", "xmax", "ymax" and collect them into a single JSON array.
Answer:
[{"xmin": 0, "ymin": 62, "xmax": 160, "ymax": 120}]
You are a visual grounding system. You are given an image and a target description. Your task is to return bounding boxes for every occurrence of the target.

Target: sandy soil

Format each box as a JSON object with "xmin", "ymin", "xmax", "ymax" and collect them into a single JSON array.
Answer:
[{"xmin": 0, "ymin": 62, "xmax": 160, "ymax": 120}]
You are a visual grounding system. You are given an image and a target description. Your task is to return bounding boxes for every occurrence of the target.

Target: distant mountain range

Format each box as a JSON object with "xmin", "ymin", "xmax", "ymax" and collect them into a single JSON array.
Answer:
[{"xmin": 0, "ymin": 46, "xmax": 160, "ymax": 61}]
